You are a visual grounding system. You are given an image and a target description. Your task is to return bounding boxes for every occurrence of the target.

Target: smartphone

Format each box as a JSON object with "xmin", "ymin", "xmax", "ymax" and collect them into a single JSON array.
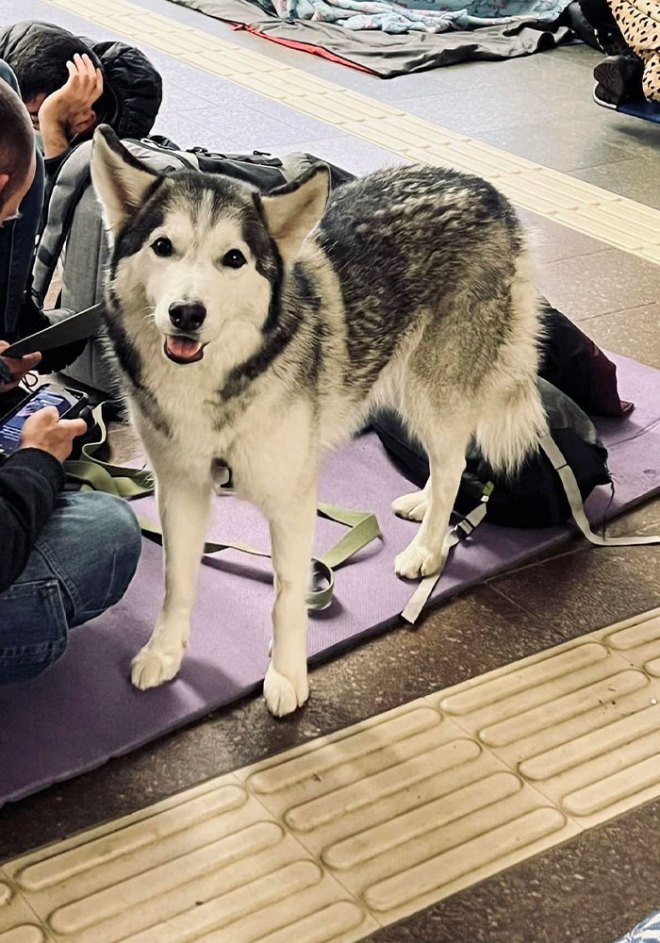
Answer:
[{"xmin": 0, "ymin": 384, "xmax": 89, "ymax": 458}]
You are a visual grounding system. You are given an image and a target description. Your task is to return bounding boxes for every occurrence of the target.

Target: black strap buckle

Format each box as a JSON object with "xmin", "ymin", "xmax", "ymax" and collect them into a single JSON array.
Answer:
[
  {"xmin": 455, "ymin": 481, "xmax": 494, "ymax": 541},
  {"xmin": 456, "ymin": 517, "xmax": 476, "ymax": 541}
]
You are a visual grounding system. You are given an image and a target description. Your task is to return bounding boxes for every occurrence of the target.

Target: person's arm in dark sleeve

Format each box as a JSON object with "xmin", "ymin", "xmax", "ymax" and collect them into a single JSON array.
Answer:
[
  {"xmin": 0, "ymin": 449, "xmax": 65, "ymax": 592},
  {"xmin": 43, "ymin": 151, "xmax": 71, "ymax": 189}
]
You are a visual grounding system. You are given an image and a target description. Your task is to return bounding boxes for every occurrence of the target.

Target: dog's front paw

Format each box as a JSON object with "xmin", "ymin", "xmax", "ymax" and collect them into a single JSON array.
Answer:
[
  {"xmin": 263, "ymin": 664, "xmax": 309, "ymax": 717},
  {"xmin": 395, "ymin": 541, "xmax": 444, "ymax": 580},
  {"xmin": 131, "ymin": 644, "xmax": 183, "ymax": 690},
  {"xmin": 392, "ymin": 490, "xmax": 428, "ymax": 522}
]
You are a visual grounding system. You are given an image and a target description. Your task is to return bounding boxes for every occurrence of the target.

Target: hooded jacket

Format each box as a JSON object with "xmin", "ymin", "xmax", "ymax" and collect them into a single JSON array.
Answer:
[{"xmin": 0, "ymin": 21, "xmax": 163, "ymax": 178}]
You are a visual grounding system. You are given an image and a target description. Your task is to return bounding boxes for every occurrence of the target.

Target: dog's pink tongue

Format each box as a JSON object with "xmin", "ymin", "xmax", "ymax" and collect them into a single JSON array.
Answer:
[{"xmin": 166, "ymin": 336, "xmax": 203, "ymax": 362}]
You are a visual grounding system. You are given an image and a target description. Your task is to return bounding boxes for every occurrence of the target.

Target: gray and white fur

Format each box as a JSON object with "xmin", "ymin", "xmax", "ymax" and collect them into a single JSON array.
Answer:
[{"xmin": 91, "ymin": 125, "xmax": 547, "ymax": 716}]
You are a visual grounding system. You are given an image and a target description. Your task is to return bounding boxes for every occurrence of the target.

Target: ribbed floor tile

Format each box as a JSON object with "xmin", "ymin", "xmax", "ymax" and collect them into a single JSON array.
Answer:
[
  {"xmin": 640, "ymin": 245, "xmax": 660, "ymax": 264},
  {"xmin": 239, "ymin": 703, "xmax": 577, "ymax": 924},
  {"xmin": 44, "ymin": 0, "xmax": 660, "ymax": 264},
  {"xmin": 600, "ymin": 608, "xmax": 660, "ymax": 677},
  {"xmin": 432, "ymin": 628, "xmax": 660, "ymax": 829},
  {"xmin": 5, "ymin": 612, "xmax": 660, "ymax": 940},
  {"xmin": 0, "ymin": 881, "xmax": 51, "ymax": 943},
  {"xmin": 2, "ymin": 777, "xmax": 377, "ymax": 943}
]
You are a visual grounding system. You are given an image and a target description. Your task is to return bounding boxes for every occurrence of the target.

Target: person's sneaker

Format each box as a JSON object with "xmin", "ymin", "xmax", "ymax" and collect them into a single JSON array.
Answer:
[
  {"xmin": 593, "ymin": 82, "xmax": 619, "ymax": 109},
  {"xmin": 593, "ymin": 54, "xmax": 645, "ymax": 104}
]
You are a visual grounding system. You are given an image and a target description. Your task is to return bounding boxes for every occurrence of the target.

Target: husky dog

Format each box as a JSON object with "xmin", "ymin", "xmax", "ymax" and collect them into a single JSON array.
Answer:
[{"xmin": 91, "ymin": 125, "xmax": 547, "ymax": 716}]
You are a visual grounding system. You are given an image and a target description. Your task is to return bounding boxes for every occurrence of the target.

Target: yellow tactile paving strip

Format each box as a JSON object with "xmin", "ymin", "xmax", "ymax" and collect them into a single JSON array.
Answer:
[
  {"xmin": 3, "ymin": 608, "xmax": 660, "ymax": 942},
  {"xmin": 46, "ymin": 0, "xmax": 660, "ymax": 265}
]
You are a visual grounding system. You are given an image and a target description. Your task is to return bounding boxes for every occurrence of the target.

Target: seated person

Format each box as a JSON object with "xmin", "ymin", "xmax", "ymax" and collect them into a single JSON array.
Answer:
[
  {"xmin": 0, "ymin": 20, "xmax": 163, "ymax": 180},
  {"xmin": 579, "ymin": 0, "xmax": 660, "ymax": 112},
  {"xmin": 605, "ymin": 0, "xmax": 659, "ymax": 105},
  {"xmin": 0, "ymin": 75, "xmax": 142, "ymax": 684},
  {"xmin": 0, "ymin": 57, "xmax": 86, "ymax": 366},
  {"xmin": 0, "ymin": 59, "xmax": 43, "ymax": 342}
]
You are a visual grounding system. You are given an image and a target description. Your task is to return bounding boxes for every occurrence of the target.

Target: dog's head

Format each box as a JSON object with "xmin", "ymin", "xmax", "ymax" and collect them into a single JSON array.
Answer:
[{"xmin": 91, "ymin": 126, "xmax": 330, "ymax": 365}]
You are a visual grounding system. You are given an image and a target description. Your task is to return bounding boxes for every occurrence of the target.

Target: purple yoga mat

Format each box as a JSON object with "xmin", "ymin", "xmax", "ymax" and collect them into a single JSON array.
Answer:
[{"xmin": 1, "ymin": 352, "xmax": 659, "ymax": 805}]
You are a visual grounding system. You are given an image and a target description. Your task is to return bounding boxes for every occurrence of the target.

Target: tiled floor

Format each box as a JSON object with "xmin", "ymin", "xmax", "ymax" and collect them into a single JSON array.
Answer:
[
  {"xmin": 4, "ymin": 612, "xmax": 660, "ymax": 943},
  {"xmin": 1, "ymin": 0, "xmax": 659, "ymax": 940}
]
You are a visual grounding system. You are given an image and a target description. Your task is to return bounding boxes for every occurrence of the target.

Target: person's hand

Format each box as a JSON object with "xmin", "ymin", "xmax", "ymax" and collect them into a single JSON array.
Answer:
[
  {"xmin": 39, "ymin": 54, "xmax": 103, "ymax": 156},
  {"xmin": 40, "ymin": 53, "xmax": 103, "ymax": 129},
  {"xmin": 0, "ymin": 341, "xmax": 41, "ymax": 391},
  {"xmin": 19, "ymin": 407, "xmax": 87, "ymax": 463}
]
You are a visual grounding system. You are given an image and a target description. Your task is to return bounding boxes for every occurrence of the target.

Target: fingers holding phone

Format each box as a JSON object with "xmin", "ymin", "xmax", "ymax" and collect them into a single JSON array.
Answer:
[
  {"xmin": 20, "ymin": 407, "xmax": 87, "ymax": 463},
  {"xmin": 0, "ymin": 385, "xmax": 90, "ymax": 461}
]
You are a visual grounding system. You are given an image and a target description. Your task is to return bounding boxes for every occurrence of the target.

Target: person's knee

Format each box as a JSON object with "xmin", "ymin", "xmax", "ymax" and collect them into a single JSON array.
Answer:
[
  {"xmin": 91, "ymin": 493, "xmax": 142, "ymax": 604},
  {"xmin": 110, "ymin": 496, "xmax": 143, "ymax": 587},
  {"xmin": 52, "ymin": 491, "xmax": 142, "ymax": 623}
]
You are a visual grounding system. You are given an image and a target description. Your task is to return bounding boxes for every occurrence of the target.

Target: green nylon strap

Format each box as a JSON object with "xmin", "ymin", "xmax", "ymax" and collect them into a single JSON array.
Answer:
[
  {"xmin": 65, "ymin": 404, "xmax": 380, "ymax": 610},
  {"xmin": 317, "ymin": 502, "xmax": 381, "ymax": 570},
  {"xmin": 65, "ymin": 459, "xmax": 152, "ymax": 498}
]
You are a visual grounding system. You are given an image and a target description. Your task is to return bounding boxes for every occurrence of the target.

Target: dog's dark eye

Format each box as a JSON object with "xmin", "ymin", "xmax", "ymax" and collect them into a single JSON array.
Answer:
[
  {"xmin": 222, "ymin": 249, "xmax": 246, "ymax": 269},
  {"xmin": 152, "ymin": 237, "xmax": 173, "ymax": 257}
]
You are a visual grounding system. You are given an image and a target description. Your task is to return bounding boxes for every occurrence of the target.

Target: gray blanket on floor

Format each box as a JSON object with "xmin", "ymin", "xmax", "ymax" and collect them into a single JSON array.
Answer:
[{"xmin": 165, "ymin": 0, "xmax": 572, "ymax": 76}]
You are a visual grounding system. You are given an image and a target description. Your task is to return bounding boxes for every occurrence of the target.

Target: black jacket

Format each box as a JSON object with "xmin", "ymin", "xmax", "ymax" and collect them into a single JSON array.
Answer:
[
  {"xmin": 0, "ymin": 448, "xmax": 64, "ymax": 593},
  {"xmin": 0, "ymin": 21, "xmax": 163, "ymax": 182}
]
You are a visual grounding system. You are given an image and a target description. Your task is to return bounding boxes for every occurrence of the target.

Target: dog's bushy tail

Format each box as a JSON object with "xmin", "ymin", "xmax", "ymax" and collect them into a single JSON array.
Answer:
[
  {"xmin": 474, "ymin": 251, "xmax": 548, "ymax": 477},
  {"xmin": 475, "ymin": 378, "xmax": 547, "ymax": 477}
]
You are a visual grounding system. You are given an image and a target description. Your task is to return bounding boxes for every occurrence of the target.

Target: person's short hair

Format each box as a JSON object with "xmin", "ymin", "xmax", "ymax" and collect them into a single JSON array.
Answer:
[
  {"xmin": 9, "ymin": 23, "xmax": 97, "ymax": 102},
  {"xmin": 0, "ymin": 80, "xmax": 33, "ymax": 210}
]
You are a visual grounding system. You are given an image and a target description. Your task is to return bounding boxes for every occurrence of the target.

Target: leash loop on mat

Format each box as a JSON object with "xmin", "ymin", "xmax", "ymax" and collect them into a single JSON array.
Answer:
[{"xmin": 65, "ymin": 404, "xmax": 380, "ymax": 611}]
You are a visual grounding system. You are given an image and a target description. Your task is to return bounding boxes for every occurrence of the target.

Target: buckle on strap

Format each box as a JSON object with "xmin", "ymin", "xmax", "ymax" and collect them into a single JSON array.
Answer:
[
  {"xmin": 455, "ymin": 481, "xmax": 494, "ymax": 541},
  {"xmin": 456, "ymin": 517, "xmax": 476, "ymax": 541}
]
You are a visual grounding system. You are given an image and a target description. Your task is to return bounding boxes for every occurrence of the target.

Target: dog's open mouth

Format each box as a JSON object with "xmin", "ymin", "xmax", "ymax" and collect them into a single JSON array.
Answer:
[{"xmin": 163, "ymin": 335, "xmax": 205, "ymax": 365}]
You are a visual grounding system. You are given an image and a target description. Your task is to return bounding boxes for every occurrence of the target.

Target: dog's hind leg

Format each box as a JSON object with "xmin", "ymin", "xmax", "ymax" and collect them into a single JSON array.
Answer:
[
  {"xmin": 131, "ymin": 474, "xmax": 212, "ymax": 690},
  {"xmin": 392, "ymin": 480, "xmax": 431, "ymax": 522},
  {"xmin": 263, "ymin": 487, "xmax": 317, "ymax": 717},
  {"xmin": 394, "ymin": 406, "xmax": 473, "ymax": 581}
]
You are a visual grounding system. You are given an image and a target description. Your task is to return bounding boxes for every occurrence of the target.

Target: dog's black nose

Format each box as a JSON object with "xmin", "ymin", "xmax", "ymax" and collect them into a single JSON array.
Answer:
[{"xmin": 169, "ymin": 301, "xmax": 206, "ymax": 332}]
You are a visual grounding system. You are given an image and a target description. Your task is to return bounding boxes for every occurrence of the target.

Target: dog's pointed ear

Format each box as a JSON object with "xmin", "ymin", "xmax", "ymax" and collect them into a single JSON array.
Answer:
[
  {"xmin": 91, "ymin": 125, "xmax": 161, "ymax": 235},
  {"xmin": 260, "ymin": 164, "xmax": 330, "ymax": 265}
]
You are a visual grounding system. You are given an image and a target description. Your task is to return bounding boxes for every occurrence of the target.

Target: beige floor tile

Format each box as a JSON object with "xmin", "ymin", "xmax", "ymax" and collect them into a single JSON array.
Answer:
[
  {"xmin": 3, "ymin": 777, "xmax": 376, "ymax": 943},
  {"xmin": 241, "ymin": 704, "xmax": 577, "ymax": 925},
  {"xmin": 432, "ymin": 629, "xmax": 660, "ymax": 830},
  {"xmin": 7, "ymin": 613, "xmax": 660, "ymax": 940},
  {"xmin": 0, "ymin": 878, "xmax": 53, "ymax": 943},
  {"xmin": 599, "ymin": 607, "xmax": 660, "ymax": 677}
]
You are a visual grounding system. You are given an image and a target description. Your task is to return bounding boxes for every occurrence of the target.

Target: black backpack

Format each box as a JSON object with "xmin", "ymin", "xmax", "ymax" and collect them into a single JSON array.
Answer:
[
  {"xmin": 370, "ymin": 379, "xmax": 611, "ymax": 529},
  {"xmin": 379, "ymin": 313, "xmax": 660, "ymax": 623},
  {"xmin": 371, "ymin": 303, "xmax": 637, "ymax": 530}
]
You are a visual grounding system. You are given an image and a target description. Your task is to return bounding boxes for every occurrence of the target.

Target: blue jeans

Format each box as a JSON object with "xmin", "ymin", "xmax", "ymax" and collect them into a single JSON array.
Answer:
[
  {"xmin": 0, "ymin": 492, "xmax": 142, "ymax": 684},
  {"xmin": 0, "ymin": 59, "xmax": 45, "ymax": 339}
]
